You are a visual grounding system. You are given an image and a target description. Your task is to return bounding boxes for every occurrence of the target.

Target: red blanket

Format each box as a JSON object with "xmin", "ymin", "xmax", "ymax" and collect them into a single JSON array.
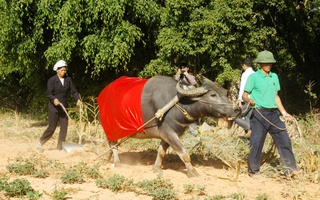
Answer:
[{"xmin": 97, "ymin": 76, "xmax": 149, "ymax": 141}]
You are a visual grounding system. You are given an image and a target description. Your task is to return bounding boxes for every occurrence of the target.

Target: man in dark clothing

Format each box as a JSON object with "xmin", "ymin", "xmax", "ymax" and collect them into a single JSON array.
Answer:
[{"xmin": 38, "ymin": 60, "xmax": 81, "ymax": 150}]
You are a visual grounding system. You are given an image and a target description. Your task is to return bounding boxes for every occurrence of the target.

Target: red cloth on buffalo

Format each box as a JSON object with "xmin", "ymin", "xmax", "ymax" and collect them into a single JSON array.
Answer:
[{"xmin": 97, "ymin": 76, "xmax": 149, "ymax": 141}]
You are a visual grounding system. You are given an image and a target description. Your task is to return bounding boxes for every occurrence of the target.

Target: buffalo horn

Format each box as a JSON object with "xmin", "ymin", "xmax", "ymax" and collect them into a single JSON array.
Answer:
[{"xmin": 176, "ymin": 82, "xmax": 208, "ymax": 97}]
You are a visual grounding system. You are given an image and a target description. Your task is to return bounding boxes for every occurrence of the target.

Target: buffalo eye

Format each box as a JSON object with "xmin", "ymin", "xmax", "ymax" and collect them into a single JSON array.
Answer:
[{"xmin": 210, "ymin": 93, "xmax": 217, "ymax": 98}]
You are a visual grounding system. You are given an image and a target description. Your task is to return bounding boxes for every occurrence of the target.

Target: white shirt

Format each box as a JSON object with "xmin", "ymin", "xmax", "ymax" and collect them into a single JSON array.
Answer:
[
  {"xmin": 60, "ymin": 78, "xmax": 64, "ymax": 86},
  {"xmin": 238, "ymin": 67, "xmax": 254, "ymax": 101}
]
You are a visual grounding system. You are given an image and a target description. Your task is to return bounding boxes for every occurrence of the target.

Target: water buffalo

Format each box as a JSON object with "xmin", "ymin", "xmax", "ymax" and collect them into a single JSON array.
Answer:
[{"xmin": 97, "ymin": 75, "xmax": 240, "ymax": 177}]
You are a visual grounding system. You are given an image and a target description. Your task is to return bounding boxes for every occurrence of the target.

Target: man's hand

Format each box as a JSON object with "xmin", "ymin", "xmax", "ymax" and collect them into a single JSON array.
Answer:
[
  {"xmin": 282, "ymin": 111, "xmax": 294, "ymax": 121},
  {"xmin": 53, "ymin": 99, "xmax": 60, "ymax": 106},
  {"xmin": 249, "ymin": 98, "xmax": 255, "ymax": 106},
  {"xmin": 77, "ymin": 99, "xmax": 82, "ymax": 107}
]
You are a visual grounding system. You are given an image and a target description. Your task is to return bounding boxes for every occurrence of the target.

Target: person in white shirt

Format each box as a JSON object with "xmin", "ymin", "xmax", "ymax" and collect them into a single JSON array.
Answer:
[{"xmin": 234, "ymin": 57, "xmax": 255, "ymax": 138}]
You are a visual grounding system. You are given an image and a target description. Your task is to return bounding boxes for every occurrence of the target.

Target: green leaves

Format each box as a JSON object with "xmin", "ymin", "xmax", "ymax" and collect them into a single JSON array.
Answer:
[
  {"xmin": 0, "ymin": 0, "xmax": 161, "ymax": 112},
  {"xmin": 0, "ymin": 0, "xmax": 319, "ymax": 114},
  {"xmin": 144, "ymin": 0, "xmax": 261, "ymax": 84}
]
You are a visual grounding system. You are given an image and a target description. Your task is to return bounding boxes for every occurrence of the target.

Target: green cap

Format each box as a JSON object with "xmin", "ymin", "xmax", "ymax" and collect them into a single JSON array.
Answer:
[{"xmin": 254, "ymin": 50, "xmax": 277, "ymax": 63}]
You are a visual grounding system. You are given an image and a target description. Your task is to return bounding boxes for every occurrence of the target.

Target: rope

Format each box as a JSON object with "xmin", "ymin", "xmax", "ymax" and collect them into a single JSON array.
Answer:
[
  {"xmin": 242, "ymin": 106, "xmax": 302, "ymax": 139},
  {"xmin": 241, "ymin": 103, "xmax": 251, "ymax": 116},
  {"xmin": 175, "ymin": 104, "xmax": 197, "ymax": 121},
  {"xmin": 95, "ymin": 115, "xmax": 157, "ymax": 160},
  {"xmin": 136, "ymin": 116, "xmax": 157, "ymax": 132},
  {"xmin": 254, "ymin": 108, "xmax": 286, "ymax": 131},
  {"xmin": 58, "ymin": 102, "xmax": 72, "ymax": 120},
  {"xmin": 58, "ymin": 102, "xmax": 100, "ymax": 145},
  {"xmin": 198, "ymin": 100, "xmax": 234, "ymax": 106}
]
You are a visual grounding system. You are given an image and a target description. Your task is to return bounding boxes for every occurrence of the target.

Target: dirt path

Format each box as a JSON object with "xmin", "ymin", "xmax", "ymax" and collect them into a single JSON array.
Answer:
[{"xmin": 0, "ymin": 135, "xmax": 319, "ymax": 200}]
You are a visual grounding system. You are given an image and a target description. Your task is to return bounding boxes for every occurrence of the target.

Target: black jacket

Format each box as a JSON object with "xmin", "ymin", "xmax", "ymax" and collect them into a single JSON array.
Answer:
[{"xmin": 47, "ymin": 75, "xmax": 80, "ymax": 112}]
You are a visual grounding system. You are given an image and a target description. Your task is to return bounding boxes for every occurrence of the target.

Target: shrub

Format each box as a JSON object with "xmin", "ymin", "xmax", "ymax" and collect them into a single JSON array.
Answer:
[
  {"xmin": 3, "ymin": 179, "xmax": 37, "ymax": 198},
  {"xmin": 136, "ymin": 173, "xmax": 178, "ymax": 200},
  {"xmin": 32, "ymin": 169, "xmax": 49, "ymax": 178},
  {"xmin": 95, "ymin": 178, "xmax": 108, "ymax": 189},
  {"xmin": 61, "ymin": 170, "xmax": 84, "ymax": 184},
  {"xmin": 6, "ymin": 161, "xmax": 35, "ymax": 175},
  {"xmin": 52, "ymin": 189, "xmax": 68, "ymax": 200},
  {"xmin": 85, "ymin": 165, "xmax": 101, "ymax": 179},
  {"xmin": 151, "ymin": 187, "xmax": 178, "ymax": 200},
  {"xmin": 105, "ymin": 174, "xmax": 134, "ymax": 192}
]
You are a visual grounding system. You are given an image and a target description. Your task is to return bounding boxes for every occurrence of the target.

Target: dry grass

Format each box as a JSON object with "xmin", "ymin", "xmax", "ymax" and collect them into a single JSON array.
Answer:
[
  {"xmin": 1, "ymin": 107, "xmax": 320, "ymax": 199},
  {"xmin": 1, "ymin": 104, "xmax": 320, "ymax": 185}
]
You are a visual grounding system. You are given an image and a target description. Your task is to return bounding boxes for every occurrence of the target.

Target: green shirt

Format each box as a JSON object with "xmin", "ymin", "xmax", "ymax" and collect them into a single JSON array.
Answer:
[{"xmin": 244, "ymin": 69, "xmax": 280, "ymax": 109}]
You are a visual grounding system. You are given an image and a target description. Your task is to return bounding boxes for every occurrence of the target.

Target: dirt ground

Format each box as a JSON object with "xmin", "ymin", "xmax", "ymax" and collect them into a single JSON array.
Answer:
[{"xmin": 0, "ymin": 121, "xmax": 320, "ymax": 200}]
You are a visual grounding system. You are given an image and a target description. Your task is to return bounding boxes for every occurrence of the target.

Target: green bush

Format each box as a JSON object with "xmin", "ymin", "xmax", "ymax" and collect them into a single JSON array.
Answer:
[
  {"xmin": 32, "ymin": 169, "xmax": 49, "ymax": 178},
  {"xmin": 61, "ymin": 170, "xmax": 84, "ymax": 184},
  {"xmin": 95, "ymin": 178, "xmax": 108, "ymax": 189},
  {"xmin": 85, "ymin": 165, "xmax": 101, "ymax": 179},
  {"xmin": 151, "ymin": 187, "xmax": 178, "ymax": 200},
  {"xmin": 0, "ymin": 177, "xmax": 8, "ymax": 191},
  {"xmin": 6, "ymin": 161, "xmax": 35, "ymax": 175},
  {"xmin": 105, "ymin": 174, "xmax": 134, "ymax": 193},
  {"xmin": 71, "ymin": 162, "xmax": 101, "ymax": 179},
  {"xmin": 53, "ymin": 189, "xmax": 68, "ymax": 200},
  {"xmin": 3, "ymin": 179, "xmax": 35, "ymax": 198},
  {"xmin": 6, "ymin": 157, "xmax": 52, "ymax": 180},
  {"xmin": 136, "ymin": 173, "xmax": 178, "ymax": 200},
  {"xmin": 256, "ymin": 193, "xmax": 273, "ymax": 200}
]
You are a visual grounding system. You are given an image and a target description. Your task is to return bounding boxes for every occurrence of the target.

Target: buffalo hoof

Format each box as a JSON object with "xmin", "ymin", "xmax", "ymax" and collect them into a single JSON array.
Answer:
[
  {"xmin": 105, "ymin": 151, "xmax": 113, "ymax": 162},
  {"xmin": 112, "ymin": 161, "xmax": 121, "ymax": 167},
  {"xmin": 187, "ymin": 168, "xmax": 200, "ymax": 178},
  {"xmin": 152, "ymin": 166, "xmax": 162, "ymax": 173}
]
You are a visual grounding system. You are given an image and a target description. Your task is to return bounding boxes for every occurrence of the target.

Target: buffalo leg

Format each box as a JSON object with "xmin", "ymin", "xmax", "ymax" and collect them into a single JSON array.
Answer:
[
  {"xmin": 153, "ymin": 140, "xmax": 170, "ymax": 172},
  {"xmin": 109, "ymin": 141, "xmax": 121, "ymax": 167},
  {"xmin": 165, "ymin": 134, "xmax": 200, "ymax": 177},
  {"xmin": 178, "ymin": 149, "xmax": 200, "ymax": 177}
]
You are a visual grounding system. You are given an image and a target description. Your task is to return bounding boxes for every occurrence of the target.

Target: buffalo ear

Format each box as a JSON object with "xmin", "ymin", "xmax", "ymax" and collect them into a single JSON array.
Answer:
[
  {"xmin": 176, "ymin": 82, "xmax": 208, "ymax": 97},
  {"xmin": 198, "ymin": 76, "xmax": 227, "ymax": 95},
  {"xmin": 195, "ymin": 75, "xmax": 206, "ymax": 85},
  {"xmin": 197, "ymin": 75, "xmax": 214, "ymax": 88}
]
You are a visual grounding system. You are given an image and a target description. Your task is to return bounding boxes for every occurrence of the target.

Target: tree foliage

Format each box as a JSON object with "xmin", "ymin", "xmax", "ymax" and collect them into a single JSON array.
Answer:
[
  {"xmin": 0, "ymin": 0, "xmax": 160, "ymax": 113},
  {"xmin": 0, "ymin": 0, "xmax": 319, "ymax": 114}
]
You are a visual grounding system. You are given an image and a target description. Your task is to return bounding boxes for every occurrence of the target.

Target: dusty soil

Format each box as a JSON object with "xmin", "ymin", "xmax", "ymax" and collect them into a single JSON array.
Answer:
[{"xmin": 0, "ymin": 121, "xmax": 320, "ymax": 200}]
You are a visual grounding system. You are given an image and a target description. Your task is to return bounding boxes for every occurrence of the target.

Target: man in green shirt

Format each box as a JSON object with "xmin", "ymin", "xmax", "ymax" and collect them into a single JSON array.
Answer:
[{"xmin": 243, "ymin": 50, "xmax": 299, "ymax": 178}]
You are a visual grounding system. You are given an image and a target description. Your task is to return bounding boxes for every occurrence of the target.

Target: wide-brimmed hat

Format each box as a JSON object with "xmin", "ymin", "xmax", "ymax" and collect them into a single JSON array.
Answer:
[
  {"xmin": 254, "ymin": 50, "xmax": 277, "ymax": 63},
  {"xmin": 53, "ymin": 60, "xmax": 67, "ymax": 71}
]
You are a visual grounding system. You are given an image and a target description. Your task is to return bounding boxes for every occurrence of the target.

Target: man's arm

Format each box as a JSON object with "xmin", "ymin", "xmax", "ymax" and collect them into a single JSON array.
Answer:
[
  {"xmin": 276, "ymin": 92, "xmax": 291, "ymax": 117},
  {"xmin": 242, "ymin": 91, "xmax": 255, "ymax": 106},
  {"xmin": 47, "ymin": 77, "xmax": 60, "ymax": 106},
  {"xmin": 68, "ymin": 78, "xmax": 82, "ymax": 106},
  {"xmin": 185, "ymin": 74, "xmax": 197, "ymax": 85}
]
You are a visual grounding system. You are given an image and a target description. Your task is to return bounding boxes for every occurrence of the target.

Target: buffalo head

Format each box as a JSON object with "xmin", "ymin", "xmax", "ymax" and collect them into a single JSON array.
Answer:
[{"xmin": 175, "ymin": 76, "xmax": 241, "ymax": 118}]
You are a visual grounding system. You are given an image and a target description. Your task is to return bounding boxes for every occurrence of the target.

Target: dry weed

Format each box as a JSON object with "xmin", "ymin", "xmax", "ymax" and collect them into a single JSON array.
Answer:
[{"xmin": 0, "ymin": 105, "xmax": 320, "ymax": 184}]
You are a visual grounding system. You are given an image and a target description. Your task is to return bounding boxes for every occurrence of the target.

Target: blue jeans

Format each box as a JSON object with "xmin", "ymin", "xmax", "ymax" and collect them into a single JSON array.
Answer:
[
  {"xmin": 248, "ymin": 108, "xmax": 297, "ymax": 175},
  {"xmin": 234, "ymin": 102, "xmax": 252, "ymax": 131}
]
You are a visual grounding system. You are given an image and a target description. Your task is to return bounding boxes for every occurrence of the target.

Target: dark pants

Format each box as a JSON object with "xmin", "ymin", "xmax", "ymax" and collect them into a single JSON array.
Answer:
[
  {"xmin": 248, "ymin": 109, "xmax": 297, "ymax": 175},
  {"xmin": 234, "ymin": 102, "xmax": 252, "ymax": 131},
  {"xmin": 40, "ymin": 110, "xmax": 68, "ymax": 149}
]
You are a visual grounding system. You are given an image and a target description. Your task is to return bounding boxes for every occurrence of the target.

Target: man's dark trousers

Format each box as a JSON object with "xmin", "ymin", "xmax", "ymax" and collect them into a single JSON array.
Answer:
[
  {"xmin": 248, "ymin": 108, "xmax": 297, "ymax": 175},
  {"xmin": 40, "ymin": 110, "xmax": 68, "ymax": 149}
]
